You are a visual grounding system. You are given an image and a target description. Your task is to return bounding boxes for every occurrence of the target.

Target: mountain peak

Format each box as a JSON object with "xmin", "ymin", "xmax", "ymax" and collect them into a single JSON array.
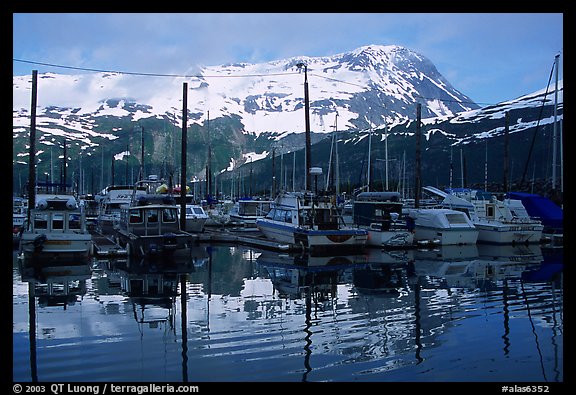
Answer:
[{"xmin": 13, "ymin": 44, "xmax": 478, "ymax": 137}]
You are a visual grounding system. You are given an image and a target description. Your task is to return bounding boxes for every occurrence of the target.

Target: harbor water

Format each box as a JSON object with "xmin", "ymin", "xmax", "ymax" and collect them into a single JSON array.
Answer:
[{"xmin": 12, "ymin": 243, "xmax": 563, "ymax": 383}]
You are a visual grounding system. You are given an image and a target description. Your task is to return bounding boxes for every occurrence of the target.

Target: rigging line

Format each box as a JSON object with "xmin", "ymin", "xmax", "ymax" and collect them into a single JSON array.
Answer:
[
  {"xmin": 520, "ymin": 59, "xmax": 556, "ymax": 186},
  {"xmin": 13, "ymin": 58, "xmax": 300, "ymax": 79}
]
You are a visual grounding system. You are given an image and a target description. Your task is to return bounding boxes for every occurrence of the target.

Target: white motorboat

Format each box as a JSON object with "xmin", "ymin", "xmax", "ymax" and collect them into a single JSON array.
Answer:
[
  {"xmin": 176, "ymin": 198, "xmax": 209, "ymax": 233},
  {"xmin": 425, "ymin": 186, "xmax": 544, "ymax": 245},
  {"xmin": 18, "ymin": 193, "xmax": 93, "ymax": 260},
  {"xmin": 407, "ymin": 207, "xmax": 479, "ymax": 246}
]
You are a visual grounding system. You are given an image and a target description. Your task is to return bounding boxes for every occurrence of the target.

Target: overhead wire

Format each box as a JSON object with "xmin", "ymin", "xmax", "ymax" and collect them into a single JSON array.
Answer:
[{"xmin": 14, "ymin": 58, "xmax": 497, "ymax": 107}]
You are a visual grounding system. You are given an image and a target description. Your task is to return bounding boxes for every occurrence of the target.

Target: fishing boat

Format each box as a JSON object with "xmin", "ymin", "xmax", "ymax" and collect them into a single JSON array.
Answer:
[
  {"xmin": 256, "ymin": 191, "xmax": 368, "ymax": 255},
  {"xmin": 18, "ymin": 193, "xmax": 93, "ymax": 260},
  {"xmin": 351, "ymin": 191, "xmax": 414, "ymax": 249},
  {"xmin": 406, "ymin": 207, "xmax": 479, "ymax": 246},
  {"xmin": 114, "ymin": 177, "xmax": 195, "ymax": 258}
]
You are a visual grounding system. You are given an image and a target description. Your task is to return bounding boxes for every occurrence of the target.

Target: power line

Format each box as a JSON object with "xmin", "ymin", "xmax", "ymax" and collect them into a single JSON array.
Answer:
[
  {"xmin": 12, "ymin": 58, "xmax": 299, "ymax": 79},
  {"xmin": 15, "ymin": 58, "xmax": 494, "ymax": 106}
]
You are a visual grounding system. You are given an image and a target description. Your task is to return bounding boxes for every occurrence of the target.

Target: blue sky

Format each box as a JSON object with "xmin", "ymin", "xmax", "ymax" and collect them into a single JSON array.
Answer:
[{"xmin": 12, "ymin": 13, "xmax": 563, "ymax": 106}]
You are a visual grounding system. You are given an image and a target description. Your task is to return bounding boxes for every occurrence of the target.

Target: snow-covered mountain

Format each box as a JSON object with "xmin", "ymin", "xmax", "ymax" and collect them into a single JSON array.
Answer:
[
  {"xmin": 12, "ymin": 44, "xmax": 563, "ymax": 198},
  {"xmin": 12, "ymin": 44, "xmax": 479, "ymax": 139}
]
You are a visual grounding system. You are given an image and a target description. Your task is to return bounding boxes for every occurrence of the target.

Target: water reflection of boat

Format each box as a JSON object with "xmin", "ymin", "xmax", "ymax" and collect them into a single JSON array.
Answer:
[
  {"xmin": 111, "ymin": 252, "xmax": 199, "ymax": 329},
  {"xmin": 413, "ymin": 244, "xmax": 545, "ymax": 290},
  {"xmin": 352, "ymin": 261, "xmax": 407, "ymax": 296},
  {"xmin": 256, "ymin": 251, "xmax": 365, "ymax": 299},
  {"xmin": 522, "ymin": 247, "xmax": 563, "ymax": 283},
  {"xmin": 413, "ymin": 244, "xmax": 479, "ymax": 288},
  {"xmin": 19, "ymin": 258, "xmax": 91, "ymax": 308}
]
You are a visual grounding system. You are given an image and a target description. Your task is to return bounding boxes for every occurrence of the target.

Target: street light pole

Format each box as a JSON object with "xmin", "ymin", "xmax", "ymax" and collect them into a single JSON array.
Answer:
[{"xmin": 297, "ymin": 62, "xmax": 312, "ymax": 191}]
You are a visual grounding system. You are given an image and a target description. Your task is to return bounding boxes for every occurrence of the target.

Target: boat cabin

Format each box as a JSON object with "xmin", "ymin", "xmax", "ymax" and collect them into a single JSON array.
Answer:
[
  {"xmin": 30, "ymin": 195, "xmax": 86, "ymax": 234},
  {"xmin": 352, "ymin": 192, "xmax": 404, "ymax": 229},
  {"xmin": 119, "ymin": 195, "xmax": 181, "ymax": 236}
]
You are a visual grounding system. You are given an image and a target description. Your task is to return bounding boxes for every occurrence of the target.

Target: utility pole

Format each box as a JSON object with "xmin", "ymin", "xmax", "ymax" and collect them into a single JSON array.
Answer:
[
  {"xmin": 297, "ymin": 62, "xmax": 312, "ymax": 190},
  {"xmin": 180, "ymin": 82, "xmax": 188, "ymax": 231}
]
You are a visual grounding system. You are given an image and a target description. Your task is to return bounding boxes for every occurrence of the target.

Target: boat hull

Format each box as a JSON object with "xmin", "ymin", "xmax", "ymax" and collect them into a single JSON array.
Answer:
[
  {"xmin": 256, "ymin": 219, "xmax": 368, "ymax": 255},
  {"xmin": 19, "ymin": 233, "xmax": 92, "ymax": 258},
  {"xmin": 413, "ymin": 226, "xmax": 479, "ymax": 246},
  {"xmin": 184, "ymin": 218, "xmax": 208, "ymax": 233},
  {"xmin": 365, "ymin": 229, "xmax": 414, "ymax": 248},
  {"xmin": 115, "ymin": 230, "xmax": 194, "ymax": 258},
  {"xmin": 474, "ymin": 222, "xmax": 544, "ymax": 244}
]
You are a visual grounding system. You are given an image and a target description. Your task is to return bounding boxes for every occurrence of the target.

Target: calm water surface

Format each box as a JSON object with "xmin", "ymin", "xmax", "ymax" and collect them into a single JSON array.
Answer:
[{"xmin": 12, "ymin": 243, "xmax": 563, "ymax": 383}]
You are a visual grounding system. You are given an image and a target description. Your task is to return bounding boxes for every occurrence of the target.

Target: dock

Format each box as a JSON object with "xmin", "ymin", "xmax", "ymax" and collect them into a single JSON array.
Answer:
[
  {"xmin": 88, "ymin": 227, "xmax": 301, "ymax": 258},
  {"xmin": 90, "ymin": 230, "xmax": 127, "ymax": 257},
  {"xmin": 199, "ymin": 228, "xmax": 300, "ymax": 252}
]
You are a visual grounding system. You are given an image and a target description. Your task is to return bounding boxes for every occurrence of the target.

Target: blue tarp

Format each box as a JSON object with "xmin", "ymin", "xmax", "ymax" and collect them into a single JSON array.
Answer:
[{"xmin": 506, "ymin": 192, "xmax": 563, "ymax": 231}]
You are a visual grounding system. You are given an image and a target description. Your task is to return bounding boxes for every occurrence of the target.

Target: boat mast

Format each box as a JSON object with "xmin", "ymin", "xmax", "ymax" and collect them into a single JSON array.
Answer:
[
  {"xmin": 384, "ymin": 113, "xmax": 389, "ymax": 191},
  {"xmin": 484, "ymin": 139, "xmax": 488, "ymax": 191},
  {"xmin": 552, "ymin": 53, "xmax": 560, "ymax": 191},
  {"xmin": 292, "ymin": 151, "xmax": 296, "ymax": 192},
  {"xmin": 449, "ymin": 146, "xmax": 453, "ymax": 191},
  {"xmin": 335, "ymin": 113, "xmax": 340, "ymax": 196},
  {"xmin": 325, "ymin": 113, "xmax": 340, "ymax": 195},
  {"xmin": 367, "ymin": 118, "xmax": 372, "ymax": 192}
]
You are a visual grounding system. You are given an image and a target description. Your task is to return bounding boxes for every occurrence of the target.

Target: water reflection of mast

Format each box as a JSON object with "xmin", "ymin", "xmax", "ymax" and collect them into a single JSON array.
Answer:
[
  {"xmin": 413, "ymin": 277, "xmax": 423, "ymax": 364},
  {"xmin": 550, "ymin": 273, "xmax": 564, "ymax": 382},
  {"xmin": 520, "ymin": 280, "xmax": 547, "ymax": 382},
  {"xmin": 181, "ymin": 275, "xmax": 188, "ymax": 382},
  {"xmin": 501, "ymin": 279, "xmax": 511, "ymax": 355},
  {"xmin": 28, "ymin": 282, "xmax": 38, "ymax": 382},
  {"xmin": 302, "ymin": 292, "xmax": 312, "ymax": 382},
  {"xmin": 207, "ymin": 247, "xmax": 213, "ymax": 330},
  {"xmin": 550, "ymin": 276, "xmax": 561, "ymax": 382}
]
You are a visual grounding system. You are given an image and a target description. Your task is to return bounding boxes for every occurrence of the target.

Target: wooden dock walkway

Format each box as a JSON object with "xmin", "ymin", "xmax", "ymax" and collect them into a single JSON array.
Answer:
[
  {"xmin": 89, "ymin": 230, "xmax": 127, "ymax": 257},
  {"xmin": 199, "ymin": 228, "xmax": 300, "ymax": 252},
  {"xmin": 89, "ymin": 227, "xmax": 301, "ymax": 258}
]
